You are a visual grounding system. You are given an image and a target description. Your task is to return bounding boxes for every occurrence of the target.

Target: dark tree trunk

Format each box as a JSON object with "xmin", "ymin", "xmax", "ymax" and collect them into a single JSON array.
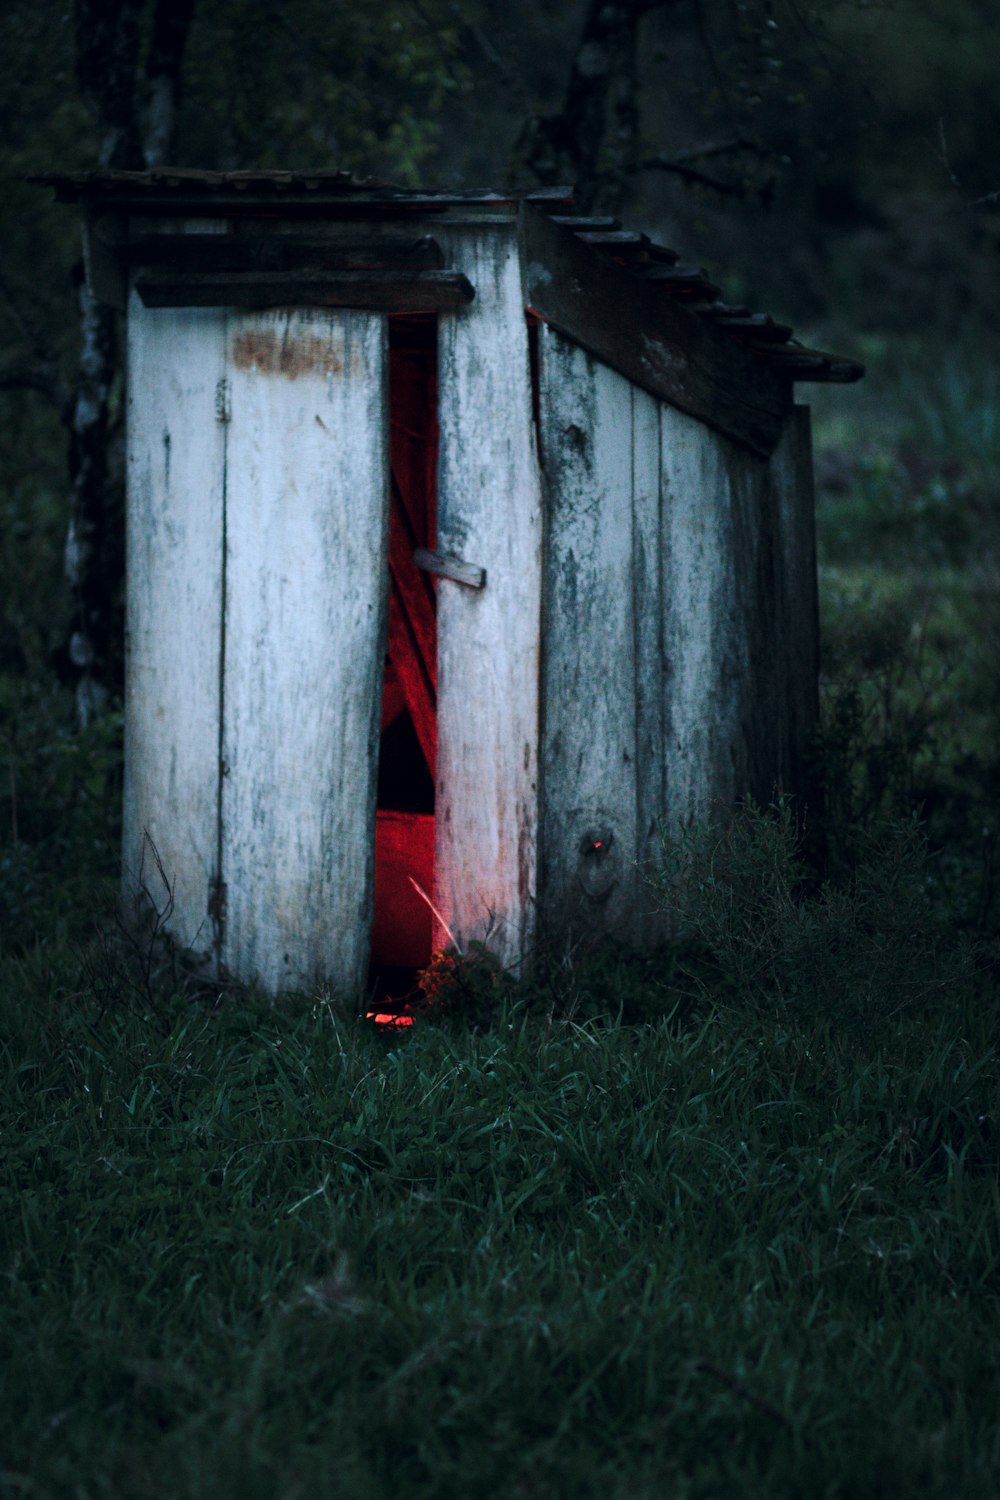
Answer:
[
  {"xmin": 141, "ymin": 0, "xmax": 198, "ymax": 166},
  {"xmin": 65, "ymin": 265, "xmax": 125, "ymax": 720},
  {"xmin": 517, "ymin": 0, "xmax": 675, "ymax": 212},
  {"xmin": 67, "ymin": 0, "xmax": 196, "ymax": 720}
]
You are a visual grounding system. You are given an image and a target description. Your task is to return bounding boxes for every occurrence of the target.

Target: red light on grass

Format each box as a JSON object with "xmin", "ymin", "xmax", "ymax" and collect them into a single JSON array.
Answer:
[{"xmin": 366, "ymin": 1011, "xmax": 415, "ymax": 1029}]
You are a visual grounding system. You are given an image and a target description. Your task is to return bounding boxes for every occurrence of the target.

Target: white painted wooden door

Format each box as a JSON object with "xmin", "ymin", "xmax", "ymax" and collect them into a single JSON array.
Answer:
[
  {"xmin": 221, "ymin": 310, "xmax": 388, "ymax": 993},
  {"xmin": 125, "ymin": 299, "xmax": 388, "ymax": 994}
]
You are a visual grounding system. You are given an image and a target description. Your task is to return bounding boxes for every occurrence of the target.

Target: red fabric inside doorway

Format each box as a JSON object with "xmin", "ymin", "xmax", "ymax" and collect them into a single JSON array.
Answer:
[{"xmin": 371, "ymin": 316, "xmax": 438, "ymax": 975}]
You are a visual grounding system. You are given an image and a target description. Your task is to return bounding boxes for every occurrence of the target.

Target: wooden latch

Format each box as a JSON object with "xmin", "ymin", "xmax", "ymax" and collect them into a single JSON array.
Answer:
[{"xmin": 413, "ymin": 547, "xmax": 486, "ymax": 590}]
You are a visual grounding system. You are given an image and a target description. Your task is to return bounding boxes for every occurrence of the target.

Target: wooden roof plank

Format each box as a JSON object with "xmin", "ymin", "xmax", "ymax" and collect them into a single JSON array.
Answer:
[
  {"xmin": 635, "ymin": 263, "xmax": 722, "ymax": 296},
  {"xmin": 550, "ymin": 215, "xmax": 621, "ymax": 229},
  {"xmin": 42, "ymin": 170, "xmax": 864, "ymax": 385},
  {"xmin": 124, "ymin": 233, "xmax": 446, "ymax": 272},
  {"xmin": 133, "ymin": 267, "xmax": 475, "ymax": 312},
  {"xmin": 576, "ymin": 229, "xmax": 650, "ymax": 247},
  {"xmin": 518, "ymin": 202, "xmax": 791, "ymax": 458},
  {"xmin": 711, "ymin": 311, "xmax": 794, "ymax": 342},
  {"xmin": 758, "ymin": 344, "xmax": 865, "ymax": 381},
  {"xmin": 35, "ymin": 170, "xmax": 575, "ymax": 210}
]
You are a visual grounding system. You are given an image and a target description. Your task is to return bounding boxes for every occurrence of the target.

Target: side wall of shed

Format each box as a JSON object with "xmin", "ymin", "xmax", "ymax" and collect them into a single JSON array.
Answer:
[
  {"xmin": 660, "ymin": 398, "xmax": 817, "ymax": 821},
  {"xmin": 537, "ymin": 324, "xmax": 816, "ymax": 950}
]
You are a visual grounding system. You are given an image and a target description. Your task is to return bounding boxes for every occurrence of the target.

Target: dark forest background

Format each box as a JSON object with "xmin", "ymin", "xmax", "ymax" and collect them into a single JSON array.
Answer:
[
  {"xmin": 1, "ymin": 0, "xmax": 998, "ymax": 943},
  {"xmin": 4, "ymin": 9, "xmax": 1000, "ymax": 1493}
]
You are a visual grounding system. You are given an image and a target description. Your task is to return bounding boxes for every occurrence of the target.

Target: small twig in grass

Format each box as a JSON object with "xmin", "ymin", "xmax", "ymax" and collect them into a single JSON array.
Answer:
[
  {"xmin": 112, "ymin": 830, "xmax": 176, "ymax": 1019},
  {"xmin": 223, "ymin": 1136, "xmax": 379, "ymax": 1178},
  {"xmin": 286, "ymin": 1173, "xmax": 331, "ymax": 1215},
  {"xmin": 409, "ymin": 876, "xmax": 462, "ymax": 954},
  {"xmin": 417, "ymin": 1064, "xmax": 463, "ymax": 1107},
  {"xmin": 691, "ymin": 1358, "xmax": 793, "ymax": 1429}
]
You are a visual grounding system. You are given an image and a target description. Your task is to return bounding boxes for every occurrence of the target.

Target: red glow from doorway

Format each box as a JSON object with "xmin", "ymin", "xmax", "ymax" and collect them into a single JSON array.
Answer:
[
  {"xmin": 365, "ymin": 1010, "xmax": 415, "ymax": 1029},
  {"xmin": 371, "ymin": 810, "xmax": 434, "ymax": 969}
]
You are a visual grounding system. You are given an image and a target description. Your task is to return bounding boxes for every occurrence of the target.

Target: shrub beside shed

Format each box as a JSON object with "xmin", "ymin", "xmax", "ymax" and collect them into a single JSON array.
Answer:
[{"xmin": 45, "ymin": 170, "xmax": 863, "ymax": 994}]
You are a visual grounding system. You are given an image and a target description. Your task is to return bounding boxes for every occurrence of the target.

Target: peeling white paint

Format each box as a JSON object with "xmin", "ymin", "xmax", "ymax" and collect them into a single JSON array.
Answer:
[
  {"xmin": 221, "ymin": 308, "xmax": 388, "ymax": 994},
  {"xmin": 435, "ymin": 226, "xmax": 544, "ymax": 968},
  {"xmin": 123, "ymin": 294, "xmax": 226, "ymax": 959}
]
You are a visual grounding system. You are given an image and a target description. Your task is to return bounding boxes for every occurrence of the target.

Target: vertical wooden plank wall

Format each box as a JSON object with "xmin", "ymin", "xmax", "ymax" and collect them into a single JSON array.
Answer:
[
  {"xmin": 537, "ymin": 328, "xmax": 643, "ymax": 945},
  {"xmin": 435, "ymin": 229, "xmax": 544, "ymax": 967},
  {"xmin": 125, "ymin": 263, "xmax": 814, "ymax": 984},
  {"xmin": 539, "ymin": 326, "xmax": 809, "ymax": 948},
  {"xmin": 659, "ymin": 402, "xmax": 762, "ymax": 829},
  {"xmin": 660, "ymin": 402, "xmax": 804, "ymax": 828},
  {"xmin": 124, "ymin": 296, "xmax": 226, "ymax": 955},
  {"xmin": 221, "ymin": 309, "xmax": 388, "ymax": 993},
  {"xmin": 630, "ymin": 387, "xmax": 670, "ymax": 941}
]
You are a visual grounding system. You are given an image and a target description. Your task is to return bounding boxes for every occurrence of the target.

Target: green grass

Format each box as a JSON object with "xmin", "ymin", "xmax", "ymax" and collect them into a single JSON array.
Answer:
[
  {"xmin": 1, "ymin": 949, "xmax": 998, "ymax": 1500},
  {"xmin": 808, "ymin": 335, "xmax": 1000, "ymax": 936},
  {"xmin": 3, "ymin": 335, "xmax": 1000, "ymax": 1499}
]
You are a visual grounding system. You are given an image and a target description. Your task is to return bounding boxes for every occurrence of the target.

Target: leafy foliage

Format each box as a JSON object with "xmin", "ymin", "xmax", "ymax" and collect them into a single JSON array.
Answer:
[
  {"xmin": 811, "ymin": 338, "xmax": 1000, "ymax": 937},
  {"xmin": 177, "ymin": 0, "xmax": 469, "ymax": 180}
]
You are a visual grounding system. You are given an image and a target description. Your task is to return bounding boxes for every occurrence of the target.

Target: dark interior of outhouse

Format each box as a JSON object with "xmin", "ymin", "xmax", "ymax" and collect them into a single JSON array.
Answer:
[{"xmin": 369, "ymin": 314, "xmax": 438, "ymax": 996}]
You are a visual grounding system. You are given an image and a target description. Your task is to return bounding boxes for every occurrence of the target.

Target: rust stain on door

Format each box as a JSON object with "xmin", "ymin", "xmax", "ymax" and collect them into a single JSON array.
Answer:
[{"xmin": 231, "ymin": 329, "xmax": 344, "ymax": 379}]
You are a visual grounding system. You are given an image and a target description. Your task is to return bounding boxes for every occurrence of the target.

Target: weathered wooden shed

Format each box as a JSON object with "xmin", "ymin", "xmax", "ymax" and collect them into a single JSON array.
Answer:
[{"xmin": 47, "ymin": 168, "xmax": 862, "ymax": 994}]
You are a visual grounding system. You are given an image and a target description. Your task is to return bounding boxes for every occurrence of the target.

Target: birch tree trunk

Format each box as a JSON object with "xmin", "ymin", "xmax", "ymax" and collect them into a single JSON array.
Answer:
[{"xmin": 67, "ymin": 0, "xmax": 196, "ymax": 721}]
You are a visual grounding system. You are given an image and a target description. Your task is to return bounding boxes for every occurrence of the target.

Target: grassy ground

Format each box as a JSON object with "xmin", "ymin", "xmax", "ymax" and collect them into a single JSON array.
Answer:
[
  {"xmin": 2, "ymin": 338, "xmax": 999, "ymax": 1498},
  {"xmin": 2, "ymin": 948, "xmax": 998, "ymax": 1500},
  {"xmin": 808, "ymin": 334, "xmax": 1000, "ymax": 934}
]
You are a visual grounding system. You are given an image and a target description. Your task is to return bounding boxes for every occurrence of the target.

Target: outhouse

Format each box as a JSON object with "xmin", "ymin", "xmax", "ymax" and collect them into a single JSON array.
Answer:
[{"xmin": 46, "ymin": 170, "xmax": 862, "ymax": 994}]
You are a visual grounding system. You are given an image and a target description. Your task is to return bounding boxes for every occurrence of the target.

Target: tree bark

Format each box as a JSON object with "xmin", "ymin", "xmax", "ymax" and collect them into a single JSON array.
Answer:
[
  {"xmin": 65, "ymin": 261, "xmax": 124, "ymax": 721},
  {"xmin": 517, "ymin": 0, "xmax": 677, "ymax": 211},
  {"xmin": 514, "ymin": 0, "xmax": 772, "ymax": 214},
  {"xmin": 67, "ymin": 0, "xmax": 196, "ymax": 720},
  {"xmin": 142, "ymin": 0, "xmax": 198, "ymax": 166}
]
